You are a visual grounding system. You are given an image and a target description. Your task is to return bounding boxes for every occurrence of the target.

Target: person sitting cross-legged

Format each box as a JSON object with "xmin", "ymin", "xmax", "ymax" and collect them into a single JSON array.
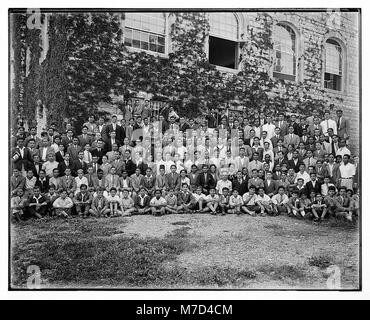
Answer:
[
  {"xmin": 28, "ymin": 186, "xmax": 48, "ymax": 219},
  {"xmin": 218, "ymin": 187, "xmax": 230, "ymax": 216},
  {"xmin": 271, "ymin": 186, "xmax": 289, "ymax": 216},
  {"xmin": 74, "ymin": 184, "xmax": 92, "ymax": 218},
  {"xmin": 311, "ymin": 193, "xmax": 328, "ymax": 222},
  {"xmin": 228, "ymin": 189, "xmax": 243, "ymax": 215},
  {"xmin": 150, "ymin": 189, "xmax": 167, "ymax": 216},
  {"xmin": 106, "ymin": 187, "xmax": 122, "ymax": 217},
  {"xmin": 204, "ymin": 188, "xmax": 220, "ymax": 215},
  {"xmin": 134, "ymin": 187, "xmax": 151, "ymax": 215},
  {"xmin": 191, "ymin": 186, "xmax": 206, "ymax": 213},
  {"xmin": 241, "ymin": 186, "xmax": 260, "ymax": 216},
  {"xmin": 255, "ymin": 187, "xmax": 273, "ymax": 216},
  {"xmin": 177, "ymin": 183, "xmax": 194, "ymax": 214},
  {"xmin": 287, "ymin": 190, "xmax": 305, "ymax": 218},
  {"xmin": 53, "ymin": 189, "xmax": 74, "ymax": 218},
  {"xmin": 165, "ymin": 188, "xmax": 181, "ymax": 214},
  {"xmin": 89, "ymin": 187, "xmax": 109, "ymax": 217},
  {"xmin": 120, "ymin": 188, "xmax": 136, "ymax": 216}
]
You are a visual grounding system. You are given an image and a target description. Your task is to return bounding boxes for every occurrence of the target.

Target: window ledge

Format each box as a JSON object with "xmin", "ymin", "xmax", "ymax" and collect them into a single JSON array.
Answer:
[
  {"xmin": 323, "ymin": 87, "xmax": 347, "ymax": 95},
  {"xmin": 125, "ymin": 46, "xmax": 169, "ymax": 59},
  {"xmin": 214, "ymin": 65, "xmax": 239, "ymax": 74}
]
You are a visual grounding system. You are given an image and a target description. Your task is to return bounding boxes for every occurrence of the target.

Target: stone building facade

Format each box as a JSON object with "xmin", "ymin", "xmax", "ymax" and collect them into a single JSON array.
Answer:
[
  {"xmin": 120, "ymin": 10, "xmax": 360, "ymax": 152},
  {"xmin": 10, "ymin": 10, "xmax": 360, "ymax": 153}
]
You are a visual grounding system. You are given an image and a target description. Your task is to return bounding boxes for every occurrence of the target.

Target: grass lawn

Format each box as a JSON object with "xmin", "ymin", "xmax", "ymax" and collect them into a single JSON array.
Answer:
[{"xmin": 10, "ymin": 213, "xmax": 359, "ymax": 289}]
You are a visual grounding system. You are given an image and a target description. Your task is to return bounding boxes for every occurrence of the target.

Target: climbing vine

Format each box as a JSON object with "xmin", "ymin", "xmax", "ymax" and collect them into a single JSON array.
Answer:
[{"xmin": 11, "ymin": 11, "xmax": 345, "ymax": 132}]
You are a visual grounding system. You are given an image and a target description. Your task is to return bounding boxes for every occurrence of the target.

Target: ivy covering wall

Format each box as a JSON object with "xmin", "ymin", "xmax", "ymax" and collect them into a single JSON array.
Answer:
[{"xmin": 11, "ymin": 11, "xmax": 345, "ymax": 132}]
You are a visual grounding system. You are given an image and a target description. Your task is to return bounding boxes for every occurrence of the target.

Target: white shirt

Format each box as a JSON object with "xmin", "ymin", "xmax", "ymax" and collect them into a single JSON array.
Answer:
[
  {"xmin": 216, "ymin": 180, "xmax": 232, "ymax": 194},
  {"xmin": 339, "ymin": 163, "xmax": 356, "ymax": 178},
  {"xmin": 336, "ymin": 147, "xmax": 351, "ymax": 158},
  {"xmin": 242, "ymin": 193, "xmax": 258, "ymax": 205},
  {"xmin": 262, "ymin": 123, "xmax": 276, "ymax": 140},
  {"xmin": 320, "ymin": 119, "xmax": 337, "ymax": 135},
  {"xmin": 295, "ymin": 171, "xmax": 310, "ymax": 185},
  {"xmin": 271, "ymin": 193, "xmax": 289, "ymax": 205}
]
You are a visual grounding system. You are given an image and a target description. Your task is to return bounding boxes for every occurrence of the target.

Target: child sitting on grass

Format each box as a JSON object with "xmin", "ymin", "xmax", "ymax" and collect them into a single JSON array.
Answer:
[
  {"xmin": 120, "ymin": 189, "xmax": 136, "ymax": 216},
  {"xmin": 90, "ymin": 187, "xmax": 109, "ymax": 217},
  {"xmin": 256, "ymin": 187, "xmax": 273, "ymax": 216},
  {"xmin": 241, "ymin": 186, "xmax": 259, "ymax": 216},
  {"xmin": 228, "ymin": 189, "xmax": 243, "ymax": 214},
  {"xmin": 53, "ymin": 189, "xmax": 74, "ymax": 218},
  {"xmin": 11, "ymin": 188, "xmax": 26, "ymax": 222},
  {"xmin": 150, "ymin": 189, "xmax": 167, "ymax": 216},
  {"xmin": 177, "ymin": 183, "xmax": 194, "ymax": 214},
  {"xmin": 134, "ymin": 187, "xmax": 151, "ymax": 215},
  {"xmin": 205, "ymin": 188, "xmax": 219, "ymax": 215},
  {"xmin": 219, "ymin": 187, "xmax": 230, "ymax": 216},
  {"xmin": 165, "ymin": 188, "xmax": 180, "ymax": 214},
  {"xmin": 28, "ymin": 186, "xmax": 48, "ymax": 219},
  {"xmin": 192, "ymin": 186, "xmax": 206, "ymax": 213},
  {"xmin": 271, "ymin": 186, "xmax": 289, "ymax": 216},
  {"xmin": 106, "ymin": 187, "xmax": 122, "ymax": 217},
  {"xmin": 311, "ymin": 193, "xmax": 328, "ymax": 222},
  {"xmin": 287, "ymin": 190, "xmax": 305, "ymax": 218},
  {"xmin": 45, "ymin": 184, "xmax": 59, "ymax": 216},
  {"xmin": 300, "ymin": 193, "xmax": 312, "ymax": 218}
]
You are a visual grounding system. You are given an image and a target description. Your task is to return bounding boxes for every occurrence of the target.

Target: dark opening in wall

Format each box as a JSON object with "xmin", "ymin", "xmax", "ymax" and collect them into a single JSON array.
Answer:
[
  {"xmin": 209, "ymin": 36, "xmax": 237, "ymax": 69},
  {"xmin": 324, "ymin": 72, "xmax": 342, "ymax": 91}
]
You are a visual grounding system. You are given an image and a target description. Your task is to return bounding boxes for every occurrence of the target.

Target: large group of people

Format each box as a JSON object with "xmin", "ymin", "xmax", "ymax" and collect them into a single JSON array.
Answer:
[{"xmin": 10, "ymin": 104, "xmax": 359, "ymax": 223}]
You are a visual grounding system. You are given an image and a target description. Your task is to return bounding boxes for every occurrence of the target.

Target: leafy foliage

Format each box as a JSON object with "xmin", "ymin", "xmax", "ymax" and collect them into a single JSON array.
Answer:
[{"xmin": 11, "ymin": 11, "xmax": 345, "ymax": 132}]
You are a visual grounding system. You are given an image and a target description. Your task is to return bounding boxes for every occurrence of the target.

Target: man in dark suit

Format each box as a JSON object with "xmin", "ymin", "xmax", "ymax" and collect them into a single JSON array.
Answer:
[
  {"xmin": 123, "ymin": 150, "xmax": 137, "ymax": 176},
  {"xmin": 306, "ymin": 172, "xmax": 322, "ymax": 196},
  {"xmin": 232, "ymin": 171, "xmax": 248, "ymax": 196},
  {"xmin": 263, "ymin": 171, "xmax": 278, "ymax": 197},
  {"xmin": 104, "ymin": 131, "xmax": 121, "ymax": 153},
  {"xmin": 25, "ymin": 127, "xmax": 42, "ymax": 148},
  {"xmin": 71, "ymin": 151, "xmax": 87, "ymax": 176},
  {"xmin": 11, "ymin": 167, "xmax": 26, "ymax": 196},
  {"xmin": 35, "ymin": 169, "xmax": 50, "ymax": 194},
  {"xmin": 308, "ymin": 117, "xmax": 323, "ymax": 136},
  {"xmin": 270, "ymin": 127, "xmax": 283, "ymax": 149},
  {"xmin": 110, "ymin": 152, "xmax": 126, "ymax": 177},
  {"xmin": 105, "ymin": 115, "xmax": 125, "ymax": 143},
  {"xmin": 90, "ymin": 139, "xmax": 105, "ymax": 164},
  {"xmin": 67, "ymin": 137, "xmax": 82, "ymax": 162},
  {"xmin": 165, "ymin": 165, "xmax": 182, "ymax": 192},
  {"xmin": 55, "ymin": 144, "xmax": 66, "ymax": 163},
  {"xmin": 217, "ymin": 117, "xmax": 229, "ymax": 131},
  {"xmin": 29, "ymin": 154, "xmax": 43, "ymax": 178},
  {"xmin": 274, "ymin": 150, "xmax": 289, "ymax": 169},
  {"xmin": 195, "ymin": 164, "xmax": 215, "ymax": 194},
  {"xmin": 61, "ymin": 129, "xmax": 75, "ymax": 149},
  {"xmin": 250, "ymin": 138, "xmax": 264, "ymax": 162},
  {"xmin": 335, "ymin": 110, "xmax": 350, "ymax": 141},
  {"xmin": 275, "ymin": 113, "xmax": 289, "ymax": 137},
  {"xmin": 77, "ymin": 126, "xmax": 93, "ymax": 148},
  {"xmin": 12, "ymin": 137, "xmax": 33, "ymax": 173},
  {"xmin": 58, "ymin": 152, "xmax": 73, "ymax": 176},
  {"xmin": 288, "ymin": 150, "xmax": 303, "ymax": 173}
]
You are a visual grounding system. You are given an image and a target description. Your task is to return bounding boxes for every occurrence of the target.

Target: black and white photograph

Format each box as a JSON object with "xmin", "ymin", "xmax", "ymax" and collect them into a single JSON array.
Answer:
[{"xmin": 8, "ymin": 7, "xmax": 361, "ymax": 291}]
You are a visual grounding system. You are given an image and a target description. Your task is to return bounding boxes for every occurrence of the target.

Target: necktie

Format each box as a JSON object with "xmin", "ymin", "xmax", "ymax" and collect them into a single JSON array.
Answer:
[
  {"xmin": 326, "ymin": 120, "xmax": 329, "ymax": 131},
  {"xmin": 337, "ymin": 117, "xmax": 341, "ymax": 128}
]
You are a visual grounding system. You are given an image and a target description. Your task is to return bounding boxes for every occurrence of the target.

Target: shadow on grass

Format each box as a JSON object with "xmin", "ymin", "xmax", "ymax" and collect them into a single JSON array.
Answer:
[{"xmin": 11, "ymin": 221, "xmax": 261, "ymax": 289}]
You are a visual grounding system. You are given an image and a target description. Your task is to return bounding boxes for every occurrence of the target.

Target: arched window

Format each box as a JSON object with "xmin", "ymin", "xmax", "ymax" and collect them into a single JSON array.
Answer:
[
  {"xmin": 208, "ymin": 13, "xmax": 239, "ymax": 69},
  {"xmin": 324, "ymin": 39, "xmax": 343, "ymax": 91},
  {"xmin": 124, "ymin": 13, "xmax": 166, "ymax": 54},
  {"xmin": 273, "ymin": 23, "xmax": 297, "ymax": 81}
]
